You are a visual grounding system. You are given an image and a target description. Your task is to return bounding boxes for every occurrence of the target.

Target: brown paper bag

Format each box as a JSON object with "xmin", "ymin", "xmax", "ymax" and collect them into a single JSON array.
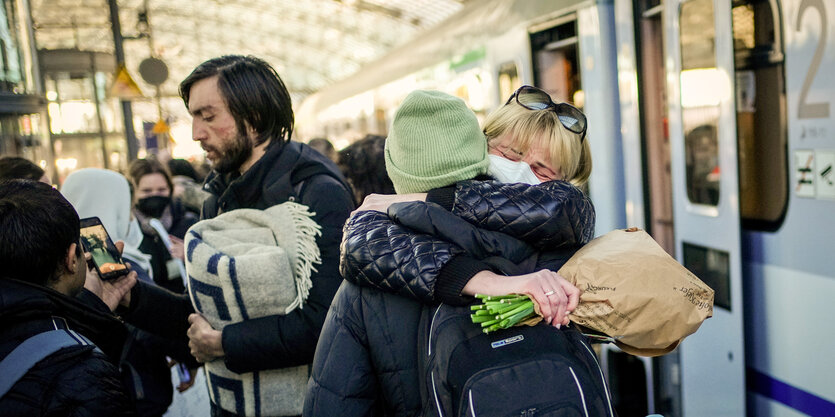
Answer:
[{"xmin": 558, "ymin": 228, "xmax": 714, "ymax": 357}]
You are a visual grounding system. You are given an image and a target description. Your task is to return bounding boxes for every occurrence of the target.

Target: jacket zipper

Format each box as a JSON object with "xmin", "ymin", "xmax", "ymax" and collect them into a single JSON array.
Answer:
[
  {"xmin": 569, "ymin": 367, "xmax": 589, "ymax": 417},
  {"xmin": 428, "ymin": 305, "xmax": 442, "ymax": 356},
  {"xmin": 578, "ymin": 338, "xmax": 615, "ymax": 416},
  {"xmin": 431, "ymin": 371, "xmax": 445, "ymax": 417},
  {"xmin": 428, "ymin": 305, "xmax": 447, "ymax": 417}
]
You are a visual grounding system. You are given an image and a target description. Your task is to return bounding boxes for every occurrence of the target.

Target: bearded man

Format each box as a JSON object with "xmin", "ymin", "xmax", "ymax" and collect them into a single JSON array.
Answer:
[{"xmin": 120, "ymin": 55, "xmax": 354, "ymax": 416}]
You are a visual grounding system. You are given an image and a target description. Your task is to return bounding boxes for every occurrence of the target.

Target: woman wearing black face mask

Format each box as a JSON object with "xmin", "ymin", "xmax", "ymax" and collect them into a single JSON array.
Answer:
[{"xmin": 129, "ymin": 158, "xmax": 198, "ymax": 293}]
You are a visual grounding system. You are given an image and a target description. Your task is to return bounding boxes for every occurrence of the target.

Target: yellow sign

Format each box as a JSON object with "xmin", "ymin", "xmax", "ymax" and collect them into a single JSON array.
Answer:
[
  {"xmin": 109, "ymin": 64, "xmax": 144, "ymax": 99},
  {"xmin": 151, "ymin": 119, "xmax": 169, "ymax": 134}
]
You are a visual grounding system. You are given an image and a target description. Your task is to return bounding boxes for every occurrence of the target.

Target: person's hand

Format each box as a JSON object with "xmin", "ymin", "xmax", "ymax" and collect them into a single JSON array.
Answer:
[
  {"xmin": 83, "ymin": 240, "xmax": 136, "ymax": 311},
  {"xmin": 99, "ymin": 271, "xmax": 136, "ymax": 311},
  {"xmin": 169, "ymin": 235, "xmax": 185, "ymax": 261},
  {"xmin": 462, "ymin": 269, "xmax": 580, "ymax": 328},
  {"xmin": 351, "ymin": 193, "xmax": 427, "ymax": 216},
  {"xmin": 176, "ymin": 366, "xmax": 199, "ymax": 392},
  {"xmin": 187, "ymin": 314, "xmax": 224, "ymax": 363}
]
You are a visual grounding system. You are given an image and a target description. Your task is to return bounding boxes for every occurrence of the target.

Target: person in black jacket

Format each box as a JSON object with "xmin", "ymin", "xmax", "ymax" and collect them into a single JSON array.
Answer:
[
  {"xmin": 114, "ymin": 55, "xmax": 354, "ymax": 417},
  {"xmin": 305, "ymin": 88, "xmax": 594, "ymax": 416},
  {"xmin": 0, "ymin": 179, "xmax": 136, "ymax": 416}
]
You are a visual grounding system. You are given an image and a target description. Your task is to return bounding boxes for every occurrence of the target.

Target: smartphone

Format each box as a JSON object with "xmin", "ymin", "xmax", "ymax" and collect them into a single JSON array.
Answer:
[
  {"xmin": 177, "ymin": 363, "xmax": 192, "ymax": 384},
  {"xmin": 79, "ymin": 216, "xmax": 129, "ymax": 280}
]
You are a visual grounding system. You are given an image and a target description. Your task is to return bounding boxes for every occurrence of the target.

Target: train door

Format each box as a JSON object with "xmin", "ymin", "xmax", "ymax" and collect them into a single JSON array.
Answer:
[
  {"xmin": 529, "ymin": 7, "xmax": 624, "ymax": 236},
  {"xmin": 634, "ymin": 2, "xmax": 682, "ymax": 416},
  {"xmin": 666, "ymin": 0, "xmax": 746, "ymax": 414},
  {"xmin": 612, "ymin": 0, "xmax": 679, "ymax": 414},
  {"xmin": 637, "ymin": 0, "xmax": 674, "ymax": 257}
]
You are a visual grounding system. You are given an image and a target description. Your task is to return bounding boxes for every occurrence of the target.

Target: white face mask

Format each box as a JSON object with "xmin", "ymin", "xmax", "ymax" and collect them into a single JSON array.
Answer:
[
  {"xmin": 487, "ymin": 154, "xmax": 541, "ymax": 185},
  {"xmin": 123, "ymin": 218, "xmax": 144, "ymax": 249}
]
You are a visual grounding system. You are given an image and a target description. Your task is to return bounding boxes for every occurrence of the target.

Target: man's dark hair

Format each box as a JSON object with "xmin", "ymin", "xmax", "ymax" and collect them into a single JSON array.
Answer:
[
  {"xmin": 128, "ymin": 158, "xmax": 174, "ymax": 193},
  {"xmin": 179, "ymin": 55, "xmax": 294, "ymax": 147},
  {"xmin": 0, "ymin": 156, "xmax": 45, "ymax": 181},
  {"xmin": 0, "ymin": 180, "xmax": 80, "ymax": 285}
]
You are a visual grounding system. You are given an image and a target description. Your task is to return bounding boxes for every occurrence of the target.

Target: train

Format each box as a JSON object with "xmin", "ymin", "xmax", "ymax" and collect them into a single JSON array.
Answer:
[{"xmin": 296, "ymin": 0, "xmax": 835, "ymax": 415}]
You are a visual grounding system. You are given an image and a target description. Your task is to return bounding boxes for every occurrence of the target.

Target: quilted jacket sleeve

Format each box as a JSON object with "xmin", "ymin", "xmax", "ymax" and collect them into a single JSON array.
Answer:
[
  {"xmin": 340, "ymin": 180, "xmax": 596, "ymax": 305},
  {"xmin": 340, "ymin": 210, "xmax": 463, "ymax": 303},
  {"xmin": 450, "ymin": 180, "xmax": 596, "ymax": 249}
]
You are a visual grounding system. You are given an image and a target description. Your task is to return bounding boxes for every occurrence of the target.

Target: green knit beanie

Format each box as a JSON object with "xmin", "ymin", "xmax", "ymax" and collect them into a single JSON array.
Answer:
[{"xmin": 384, "ymin": 90, "xmax": 489, "ymax": 193}]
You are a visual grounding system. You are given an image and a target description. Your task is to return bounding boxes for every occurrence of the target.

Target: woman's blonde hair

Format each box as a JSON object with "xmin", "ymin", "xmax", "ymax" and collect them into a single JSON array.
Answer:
[{"xmin": 482, "ymin": 101, "xmax": 592, "ymax": 187}]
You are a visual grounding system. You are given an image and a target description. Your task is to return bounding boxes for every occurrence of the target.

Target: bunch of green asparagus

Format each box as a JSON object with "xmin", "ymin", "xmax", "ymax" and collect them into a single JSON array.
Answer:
[{"xmin": 470, "ymin": 294, "xmax": 539, "ymax": 334}]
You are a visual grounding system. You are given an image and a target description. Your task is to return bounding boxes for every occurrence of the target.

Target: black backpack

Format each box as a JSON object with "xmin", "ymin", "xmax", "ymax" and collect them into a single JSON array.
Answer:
[{"xmin": 419, "ymin": 303, "xmax": 615, "ymax": 417}]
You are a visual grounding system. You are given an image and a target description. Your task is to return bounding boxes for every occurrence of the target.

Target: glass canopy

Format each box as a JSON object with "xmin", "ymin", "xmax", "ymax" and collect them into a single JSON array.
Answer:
[{"xmin": 30, "ymin": 0, "xmax": 468, "ymax": 99}]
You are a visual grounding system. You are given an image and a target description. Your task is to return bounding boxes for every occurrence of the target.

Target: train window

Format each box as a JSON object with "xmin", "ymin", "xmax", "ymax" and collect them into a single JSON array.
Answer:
[
  {"xmin": 529, "ymin": 20, "xmax": 581, "ymax": 104},
  {"xmin": 679, "ymin": 0, "xmax": 721, "ymax": 207},
  {"xmin": 732, "ymin": 0, "xmax": 788, "ymax": 230},
  {"xmin": 683, "ymin": 242, "xmax": 731, "ymax": 311},
  {"xmin": 497, "ymin": 62, "xmax": 519, "ymax": 103}
]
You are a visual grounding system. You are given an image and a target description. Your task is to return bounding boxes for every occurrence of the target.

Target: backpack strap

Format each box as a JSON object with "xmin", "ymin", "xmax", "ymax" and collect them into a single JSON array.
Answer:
[{"xmin": 0, "ymin": 327, "xmax": 99, "ymax": 399}]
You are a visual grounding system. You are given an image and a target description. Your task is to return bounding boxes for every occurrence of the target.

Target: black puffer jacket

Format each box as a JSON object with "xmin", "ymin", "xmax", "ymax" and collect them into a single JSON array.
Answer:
[
  {"xmin": 0, "ymin": 279, "xmax": 134, "ymax": 416},
  {"xmin": 340, "ymin": 180, "xmax": 595, "ymax": 304},
  {"xmin": 306, "ymin": 281, "xmax": 424, "ymax": 417},
  {"xmin": 306, "ymin": 180, "xmax": 595, "ymax": 416}
]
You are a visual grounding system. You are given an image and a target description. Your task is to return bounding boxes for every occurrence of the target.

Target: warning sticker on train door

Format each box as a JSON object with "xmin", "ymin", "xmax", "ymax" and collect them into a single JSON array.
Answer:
[
  {"xmin": 795, "ymin": 150, "xmax": 815, "ymax": 197},
  {"xmin": 816, "ymin": 150, "xmax": 835, "ymax": 200}
]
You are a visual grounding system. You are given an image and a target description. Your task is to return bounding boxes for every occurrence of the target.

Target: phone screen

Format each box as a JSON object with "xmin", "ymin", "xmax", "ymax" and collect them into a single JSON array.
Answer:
[{"xmin": 79, "ymin": 217, "xmax": 128, "ymax": 279}]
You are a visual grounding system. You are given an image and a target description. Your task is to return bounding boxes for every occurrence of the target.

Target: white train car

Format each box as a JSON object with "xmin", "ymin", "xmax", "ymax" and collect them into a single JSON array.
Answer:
[{"xmin": 297, "ymin": 0, "xmax": 835, "ymax": 415}]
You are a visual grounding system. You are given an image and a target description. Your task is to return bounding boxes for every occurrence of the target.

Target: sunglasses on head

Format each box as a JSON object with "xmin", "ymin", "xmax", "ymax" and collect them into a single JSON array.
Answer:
[{"xmin": 506, "ymin": 85, "xmax": 588, "ymax": 143}]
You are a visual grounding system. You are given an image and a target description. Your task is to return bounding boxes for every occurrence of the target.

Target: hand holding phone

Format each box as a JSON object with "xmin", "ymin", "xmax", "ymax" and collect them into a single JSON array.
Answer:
[
  {"xmin": 81, "ymin": 236, "xmax": 136, "ymax": 311},
  {"xmin": 79, "ymin": 216, "xmax": 130, "ymax": 280}
]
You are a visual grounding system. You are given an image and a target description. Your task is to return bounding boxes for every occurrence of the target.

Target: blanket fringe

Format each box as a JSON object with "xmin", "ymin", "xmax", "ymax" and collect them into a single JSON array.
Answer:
[{"xmin": 282, "ymin": 202, "xmax": 322, "ymax": 313}]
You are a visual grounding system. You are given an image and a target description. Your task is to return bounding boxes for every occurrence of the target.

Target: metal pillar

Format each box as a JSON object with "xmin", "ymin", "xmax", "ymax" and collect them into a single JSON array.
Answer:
[{"xmin": 107, "ymin": 0, "xmax": 138, "ymax": 161}]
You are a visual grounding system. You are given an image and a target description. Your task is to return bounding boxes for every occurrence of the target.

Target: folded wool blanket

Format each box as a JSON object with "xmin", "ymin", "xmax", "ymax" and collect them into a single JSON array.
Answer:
[{"xmin": 185, "ymin": 202, "xmax": 321, "ymax": 416}]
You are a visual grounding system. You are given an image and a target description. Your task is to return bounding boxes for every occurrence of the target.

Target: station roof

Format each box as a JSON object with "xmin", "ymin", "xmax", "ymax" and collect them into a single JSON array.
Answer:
[{"xmin": 30, "ymin": 0, "xmax": 468, "ymax": 101}]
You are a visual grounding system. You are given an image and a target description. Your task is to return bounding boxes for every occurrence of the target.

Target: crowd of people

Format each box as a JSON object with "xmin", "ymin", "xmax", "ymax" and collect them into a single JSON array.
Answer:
[{"xmin": 0, "ymin": 54, "xmax": 602, "ymax": 417}]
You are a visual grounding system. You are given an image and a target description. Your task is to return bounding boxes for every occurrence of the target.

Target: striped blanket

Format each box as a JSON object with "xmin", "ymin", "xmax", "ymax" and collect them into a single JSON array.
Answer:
[{"xmin": 185, "ymin": 202, "xmax": 321, "ymax": 416}]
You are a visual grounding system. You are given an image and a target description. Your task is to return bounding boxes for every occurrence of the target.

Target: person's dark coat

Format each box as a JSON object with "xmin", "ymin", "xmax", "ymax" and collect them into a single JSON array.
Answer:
[
  {"xmin": 124, "ymin": 140, "xmax": 355, "ymax": 375},
  {"xmin": 306, "ymin": 280, "xmax": 424, "ymax": 417},
  {"xmin": 305, "ymin": 180, "xmax": 595, "ymax": 416},
  {"xmin": 0, "ymin": 278, "xmax": 135, "ymax": 416},
  {"xmin": 138, "ymin": 199, "xmax": 197, "ymax": 294}
]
